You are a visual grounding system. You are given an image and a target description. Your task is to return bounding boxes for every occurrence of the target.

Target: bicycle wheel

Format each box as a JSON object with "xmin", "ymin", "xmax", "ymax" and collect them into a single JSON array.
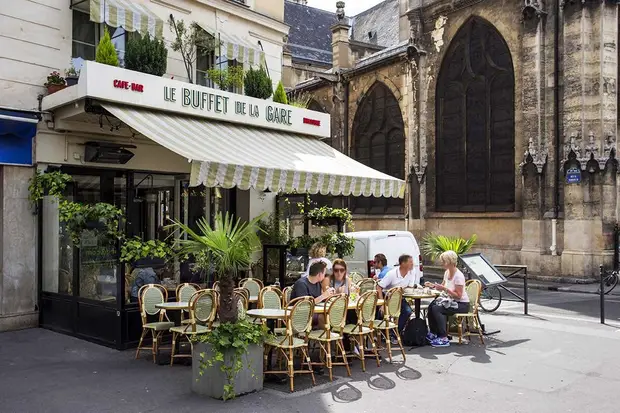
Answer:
[
  {"xmin": 479, "ymin": 285, "xmax": 502, "ymax": 312},
  {"xmin": 598, "ymin": 271, "xmax": 619, "ymax": 295}
]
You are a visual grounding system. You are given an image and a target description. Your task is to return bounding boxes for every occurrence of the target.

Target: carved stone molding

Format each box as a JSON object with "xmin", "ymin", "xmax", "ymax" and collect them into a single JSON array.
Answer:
[
  {"xmin": 521, "ymin": 137, "xmax": 549, "ymax": 173},
  {"xmin": 522, "ymin": 0, "xmax": 547, "ymax": 21},
  {"xmin": 411, "ymin": 162, "xmax": 427, "ymax": 183},
  {"xmin": 562, "ymin": 131, "xmax": 617, "ymax": 171}
]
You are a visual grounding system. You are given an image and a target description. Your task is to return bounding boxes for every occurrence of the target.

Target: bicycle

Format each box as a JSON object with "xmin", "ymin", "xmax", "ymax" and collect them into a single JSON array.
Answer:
[
  {"xmin": 597, "ymin": 269, "xmax": 619, "ymax": 295},
  {"xmin": 479, "ymin": 284, "xmax": 502, "ymax": 312}
]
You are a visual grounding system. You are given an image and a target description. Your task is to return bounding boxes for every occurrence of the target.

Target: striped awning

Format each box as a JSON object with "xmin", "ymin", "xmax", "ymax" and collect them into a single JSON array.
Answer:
[
  {"xmin": 101, "ymin": 104, "xmax": 405, "ymax": 198},
  {"xmin": 90, "ymin": 0, "xmax": 164, "ymax": 39},
  {"xmin": 197, "ymin": 23, "xmax": 265, "ymax": 66}
]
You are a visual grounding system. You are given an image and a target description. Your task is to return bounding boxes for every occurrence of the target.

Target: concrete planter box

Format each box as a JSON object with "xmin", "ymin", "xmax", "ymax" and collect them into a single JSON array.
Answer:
[{"xmin": 192, "ymin": 342, "xmax": 264, "ymax": 399}]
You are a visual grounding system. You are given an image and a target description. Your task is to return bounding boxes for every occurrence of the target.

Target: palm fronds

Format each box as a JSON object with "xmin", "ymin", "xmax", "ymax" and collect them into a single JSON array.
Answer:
[{"xmin": 421, "ymin": 233, "xmax": 477, "ymax": 262}]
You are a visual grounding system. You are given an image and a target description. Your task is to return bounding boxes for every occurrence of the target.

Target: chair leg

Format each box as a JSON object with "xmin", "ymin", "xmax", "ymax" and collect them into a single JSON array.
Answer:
[
  {"xmin": 301, "ymin": 346, "xmax": 316, "ymax": 386},
  {"xmin": 474, "ymin": 315, "xmax": 485, "ymax": 345},
  {"xmin": 170, "ymin": 332, "xmax": 178, "ymax": 366},
  {"xmin": 326, "ymin": 341, "xmax": 333, "ymax": 381},
  {"xmin": 337, "ymin": 339, "xmax": 351, "ymax": 377},
  {"xmin": 135, "ymin": 328, "xmax": 147, "ymax": 360},
  {"xmin": 288, "ymin": 347, "xmax": 295, "ymax": 393},
  {"xmin": 151, "ymin": 330, "xmax": 158, "ymax": 363},
  {"xmin": 394, "ymin": 329, "xmax": 406, "ymax": 361},
  {"xmin": 370, "ymin": 332, "xmax": 381, "ymax": 367},
  {"xmin": 458, "ymin": 319, "xmax": 463, "ymax": 345},
  {"xmin": 358, "ymin": 335, "xmax": 366, "ymax": 372},
  {"xmin": 385, "ymin": 329, "xmax": 393, "ymax": 363}
]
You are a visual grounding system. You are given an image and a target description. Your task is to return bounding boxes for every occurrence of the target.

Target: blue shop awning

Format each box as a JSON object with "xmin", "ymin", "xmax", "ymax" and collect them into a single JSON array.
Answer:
[{"xmin": 0, "ymin": 109, "xmax": 39, "ymax": 166}]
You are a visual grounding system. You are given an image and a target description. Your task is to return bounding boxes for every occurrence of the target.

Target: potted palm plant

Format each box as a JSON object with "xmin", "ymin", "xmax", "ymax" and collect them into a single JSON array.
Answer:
[
  {"xmin": 420, "ymin": 233, "xmax": 478, "ymax": 263},
  {"xmin": 170, "ymin": 212, "xmax": 269, "ymax": 400}
]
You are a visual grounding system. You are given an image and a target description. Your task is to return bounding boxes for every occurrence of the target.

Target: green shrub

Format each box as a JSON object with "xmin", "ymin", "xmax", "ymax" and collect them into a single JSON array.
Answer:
[
  {"xmin": 272, "ymin": 81, "xmax": 288, "ymax": 104},
  {"xmin": 421, "ymin": 233, "xmax": 477, "ymax": 262},
  {"xmin": 244, "ymin": 66, "xmax": 272, "ymax": 99},
  {"xmin": 125, "ymin": 34, "xmax": 168, "ymax": 76},
  {"xmin": 95, "ymin": 27, "xmax": 119, "ymax": 67}
]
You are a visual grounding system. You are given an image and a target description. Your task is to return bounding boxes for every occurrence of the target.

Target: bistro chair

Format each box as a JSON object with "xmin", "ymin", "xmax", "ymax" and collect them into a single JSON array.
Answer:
[
  {"xmin": 349, "ymin": 272, "xmax": 365, "ymax": 284},
  {"xmin": 258, "ymin": 286, "xmax": 283, "ymax": 327},
  {"xmin": 170, "ymin": 289, "xmax": 217, "ymax": 365},
  {"xmin": 135, "ymin": 284, "xmax": 174, "ymax": 363},
  {"xmin": 308, "ymin": 293, "xmax": 351, "ymax": 381},
  {"xmin": 240, "ymin": 278, "xmax": 263, "ymax": 298},
  {"xmin": 212, "ymin": 281, "xmax": 220, "ymax": 292},
  {"xmin": 449, "ymin": 280, "xmax": 485, "ymax": 345},
  {"xmin": 372, "ymin": 287, "xmax": 406, "ymax": 362},
  {"xmin": 234, "ymin": 287, "xmax": 250, "ymax": 303},
  {"xmin": 357, "ymin": 278, "xmax": 377, "ymax": 294},
  {"xmin": 234, "ymin": 289, "xmax": 249, "ymax": 320},
  {"xmin": 176, "ymin": 283, "xmax": 200, "ymax": 325},
  {"xmin": 343, "ymin": 290, "xmax": 381, "ymax": 372},
  {"xmin": 263, "ymin": 297, "xmax": 316, "ymax": 393},
  {"xmin": 282, "ymin": 286, "xmax": 293, "ymax": 307}
]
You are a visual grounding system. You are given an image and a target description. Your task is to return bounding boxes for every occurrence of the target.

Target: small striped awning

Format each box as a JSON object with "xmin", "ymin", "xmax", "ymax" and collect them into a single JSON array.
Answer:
[
  {"xmin": 102, "ymin": 104, "xmax": 405, "ymax": 198},
  {"xmin": 90, "ymin": 0, "xmax": 164, "ymax": 39},
  {"xmin": 197, "ymin": 23, "xmax": 265, "ymax": 66}
]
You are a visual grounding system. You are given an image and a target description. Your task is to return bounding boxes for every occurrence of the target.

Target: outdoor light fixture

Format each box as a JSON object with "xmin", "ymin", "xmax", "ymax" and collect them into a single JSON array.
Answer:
[{"xmin": 84, "ymin": 141, "xmax": 136, "ymax": 164}]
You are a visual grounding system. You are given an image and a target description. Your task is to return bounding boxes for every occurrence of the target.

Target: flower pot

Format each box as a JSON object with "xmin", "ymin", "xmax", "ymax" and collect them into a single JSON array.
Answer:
[
  {"xmin": 192, "ymin": 342, "xmax": 264, "ymax": 399},
  {"xmin": 46, "ymin": 84, "xmax": 66, "ymax": 94},
  {"xmin": 66, "ymin": 76, "xmax": 79, "ymax": 86}
]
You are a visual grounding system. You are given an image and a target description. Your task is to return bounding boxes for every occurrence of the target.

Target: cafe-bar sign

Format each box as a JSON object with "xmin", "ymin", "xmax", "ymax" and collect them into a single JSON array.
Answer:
[{"xmin": 66, "ymin": 62, "xmax": 330, "ymax": 138}]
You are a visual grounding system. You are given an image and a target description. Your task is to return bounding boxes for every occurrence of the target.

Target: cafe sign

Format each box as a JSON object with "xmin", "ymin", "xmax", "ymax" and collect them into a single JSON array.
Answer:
[{"xmin": 45, "ymin": 61, "xmax": 331, "ymax": 138}]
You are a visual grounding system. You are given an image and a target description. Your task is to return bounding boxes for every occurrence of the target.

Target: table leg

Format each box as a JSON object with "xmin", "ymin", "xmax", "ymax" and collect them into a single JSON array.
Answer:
[{"xmin": 414, "ymin": 299, "xmax": 421, "ymax": 319}]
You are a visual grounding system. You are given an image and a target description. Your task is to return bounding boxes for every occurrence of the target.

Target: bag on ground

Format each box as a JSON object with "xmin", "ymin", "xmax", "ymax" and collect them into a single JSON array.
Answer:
[{"xmin": 402, "ymin": 317, "xmax": 428, "ymax": 347}]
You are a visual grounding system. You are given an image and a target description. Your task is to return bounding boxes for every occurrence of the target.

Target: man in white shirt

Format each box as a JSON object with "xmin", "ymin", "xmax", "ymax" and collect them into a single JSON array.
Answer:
[{"xmin": 377, "ymin": 254, "xmax": 420, "ymax": 333}]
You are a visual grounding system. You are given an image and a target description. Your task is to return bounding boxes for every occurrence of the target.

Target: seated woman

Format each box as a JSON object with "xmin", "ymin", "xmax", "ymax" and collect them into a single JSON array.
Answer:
[
  {"xmin": 425, "ymin": 250, "xmax": 470, "ymax": 348},
  {"xmin": 322, "ymin": 258, "xmax": 354, "ymax": 295},
  {"xmin": 302, "ymin": 242, "xmax": 333, "ymax": 278}
]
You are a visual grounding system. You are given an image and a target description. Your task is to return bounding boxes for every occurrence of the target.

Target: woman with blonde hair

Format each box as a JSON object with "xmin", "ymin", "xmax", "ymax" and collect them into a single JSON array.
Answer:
[
  {"xmin": 302, "ymin": 242, "xmax": 332, "ymax": 277},
  {"xmin": 425, "ymin": 250, "xmax": 470, "ymax": 347}
]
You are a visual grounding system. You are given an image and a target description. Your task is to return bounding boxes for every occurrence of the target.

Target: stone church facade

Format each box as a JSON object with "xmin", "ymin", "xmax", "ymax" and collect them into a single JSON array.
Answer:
[{"xmin": 285, "ymin": 0, "xmax": 619, "ymax": 278}]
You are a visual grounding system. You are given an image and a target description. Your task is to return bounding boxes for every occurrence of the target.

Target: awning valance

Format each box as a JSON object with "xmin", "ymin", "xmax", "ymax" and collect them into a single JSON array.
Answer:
[
  {"xmin": 197, "ymin": 23, "xmax": 265, "ymax": 66},
  {"xmin": 89, "ymin": 0, "xmax": 164, "ymax": 39},
  {"xmin": 101, "ymin": 104, "xmax": 405, "ymax": 198}
]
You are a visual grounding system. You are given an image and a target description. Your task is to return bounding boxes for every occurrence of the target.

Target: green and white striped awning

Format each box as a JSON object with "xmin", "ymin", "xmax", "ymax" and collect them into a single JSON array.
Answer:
[
  {"xmin": 197, "ymin": 23, "xmax": 265, "ymax": 66},
  {"xmin": 102, "ymin": 104, "xmax": 405, "ymax": 198},
  {"xmin": 90, "ymin": 0, "xmax": 164, "ymax": 39}
]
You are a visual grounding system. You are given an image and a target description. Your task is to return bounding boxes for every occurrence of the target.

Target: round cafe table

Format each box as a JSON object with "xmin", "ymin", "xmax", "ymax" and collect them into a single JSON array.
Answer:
[
  {"xmin": 156, "ymin": 302, "xmax": 190, "ymax": 325},
  {"xmin": 246, "ymin": 309, "xmax": 286, "ymax": 320},
  {"xmin": 313, "ymin": 298, "xmax": 385, "ymax": 314},
  {"xmin": 403, "ymin": 290, "xmax": 440, "ymax": 318}
]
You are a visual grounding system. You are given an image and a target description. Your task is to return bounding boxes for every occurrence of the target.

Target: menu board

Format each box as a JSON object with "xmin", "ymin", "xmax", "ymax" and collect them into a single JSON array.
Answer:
[{"xmin": 459, "ymin": 253, "xmax": 507, "ymax": 286}]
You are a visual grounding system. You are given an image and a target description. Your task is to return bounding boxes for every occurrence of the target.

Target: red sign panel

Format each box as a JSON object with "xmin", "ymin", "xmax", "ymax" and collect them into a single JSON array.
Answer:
[
  {"xmin": 113, "ymin": 80, "xmax": 144, "ymax": 93},
  {"xmin": 303, "ymin": 117, "xmax": 321, "ymax": 126}
]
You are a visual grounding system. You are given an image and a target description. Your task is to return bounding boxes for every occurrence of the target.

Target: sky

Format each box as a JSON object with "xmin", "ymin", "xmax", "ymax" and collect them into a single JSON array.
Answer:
[{"xmin": 306, "ymin": 0, "xmax": 385, "ymax": 16}]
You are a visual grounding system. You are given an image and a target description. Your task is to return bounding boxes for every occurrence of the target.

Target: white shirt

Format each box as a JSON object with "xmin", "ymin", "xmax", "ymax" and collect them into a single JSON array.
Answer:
[
  {"xmin": 302, "ymin": 257, "xmax": 333, "ymax": 277},
  {"xmin": 443, "ymin": 269, "xmax": 469, "ymax": 303},
  {"xmin": 378, "ymin": 266, "xmax": 420, "ymax": 290}
]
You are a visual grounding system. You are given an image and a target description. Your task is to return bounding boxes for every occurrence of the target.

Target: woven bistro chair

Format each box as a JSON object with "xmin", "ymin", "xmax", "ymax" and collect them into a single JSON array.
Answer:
[
  {"xmin": 372, "ymin": 287, "xmax": 406, "ymax": 362},
  {"xmin": 308, "ymin": 293, "xmax": 351, "ymax": 381},
  {"xmin": 176, "ymin": 283, "xmax": 200, "ymax": 325},
  {"xmin": 170, "ymin": 289, "xmax": 217, "ymax": 365},
  {"xmin": 135, "ymin": 284, "xmax": 174, "ymax": 363},
  {"xmin": 235, "ymin": 289, "xmax": 249, "ymax": 320},
  {"xmin": 357, "ymin": 278, "xmax": 377, "ymax": 294},
  {"xmin": 263, "ymin": 296, "xmax": 316, "ymax": 392},
  {"xmin": 449, "ymin": 280, "xmax": 485, "ymax": 345},
  {"xmin": 240, "ymin": 278, "xmax": 263, "ymax": 298},
  {"xmin": 282, "ymin": 286, "xmax": 293, "ymax": 307},
  {"xmin": 343, "ymin": 290, "xmax": 381, "ymax": 372},
  {"xmin": 349, "ymin": 272, "xmax": 365, "ymax": 285},
  {"xmin": 258, "ymin": 286, "xmax": 283, "ymax": 328}
]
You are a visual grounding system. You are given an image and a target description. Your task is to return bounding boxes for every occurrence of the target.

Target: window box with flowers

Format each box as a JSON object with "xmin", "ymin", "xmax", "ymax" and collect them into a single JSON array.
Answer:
[{"xmin": 44, "ymin": 71, "xmax": 66, "ymax": 94}]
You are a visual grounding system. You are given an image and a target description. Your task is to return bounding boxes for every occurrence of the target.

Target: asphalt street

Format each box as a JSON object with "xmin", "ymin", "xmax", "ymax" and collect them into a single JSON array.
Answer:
[{"xmin": 1, "ymin": 290, "xmax": 619, "ymax": 413}]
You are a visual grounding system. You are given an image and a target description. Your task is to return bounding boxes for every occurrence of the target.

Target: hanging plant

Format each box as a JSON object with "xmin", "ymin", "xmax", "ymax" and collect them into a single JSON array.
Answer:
[
  {"xmin": 28, "ymin": 170, "xmax": 72, "ymax": 212},
  {"xmin": 59, "ymin": 200, "xmax": 123, "ymax": 246},
  {"xmin": 120, "ymin": 237, "xmax": 175, "ymax": 264},
  {"xmin": 320, "ymin": 232, "xmax": 355, "ymax": 257},
  {"xmin": 307, "ymin": 206, "xmax": 353, "ymax": 229}
]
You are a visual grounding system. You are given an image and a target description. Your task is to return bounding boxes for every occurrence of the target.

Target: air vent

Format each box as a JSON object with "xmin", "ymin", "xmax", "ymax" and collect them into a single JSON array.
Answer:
[{"xmin": 84, "ymin": 141, "xmax": 136, "ymax": 164}]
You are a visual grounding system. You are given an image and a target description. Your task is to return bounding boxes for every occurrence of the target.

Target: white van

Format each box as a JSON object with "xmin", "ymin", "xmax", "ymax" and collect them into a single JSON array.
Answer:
[{"xmin": 342, "ymin": 230, "xmax": 423, "ymax": 280}]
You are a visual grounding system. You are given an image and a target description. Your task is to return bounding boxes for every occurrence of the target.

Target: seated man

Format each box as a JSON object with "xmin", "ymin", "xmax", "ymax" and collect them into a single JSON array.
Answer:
[
  {"xmin": 373, "ymin": 253, "xmax": 392, "ymax": 280},
  {"xmin": 290, "ymin": 261, "xmax": 334, "ymax": 328},
  {"xmin": 377, "ymin": 254, "xmax": 421, "ymax": 335}
]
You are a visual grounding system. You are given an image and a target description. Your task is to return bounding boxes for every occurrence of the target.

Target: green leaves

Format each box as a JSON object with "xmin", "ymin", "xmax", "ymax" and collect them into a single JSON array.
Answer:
[
  {"xmin": 125, "ymin": 33, "xmax": 168, "ymax": 76},
  {"xmin": 28, "ymin": 170, "xmax": 72, "ymax": 211},
  {"xmin": 307, "ymin": 206, "xmax": 353, "ymax": 228},
  {"xmin": 421, "ymin": 233, "xmax": 478, "ymax": 262},
  {"xmin": 95, "ymin": 27, "xmax": 119, "ymax": 67},
  {"xmin": 272, "ymin": 81, "xmax": 288, "ymax": 104},
  {"xmin": 207, "ymin": 65, "xmax": 245, "ymax": 91},
  {"xmin": 244, "ymin": 66, "xmax": 272, "ymax": 99},
  {"xmin": 120, "ymin": 237, "xmax": 174, "ymax": 263},
  {"xmin": 59, "ymin": 200, "xmax": 123, "ymax": 247}
]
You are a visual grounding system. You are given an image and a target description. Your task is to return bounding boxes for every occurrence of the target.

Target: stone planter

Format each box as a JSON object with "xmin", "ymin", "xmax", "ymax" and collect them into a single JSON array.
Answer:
[
  {"xmin": 46, "ymin": 84, "xmax": 66, "ymax": 94},
  {"xmin": 192, "ymin": 342, "xmax": 264, "ymax": 399}
]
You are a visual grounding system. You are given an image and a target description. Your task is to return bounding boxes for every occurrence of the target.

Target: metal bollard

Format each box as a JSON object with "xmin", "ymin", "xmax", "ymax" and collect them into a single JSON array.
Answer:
[{"xmin": 600, "ymin": 264, "xmax": 605, "ymax": 324}]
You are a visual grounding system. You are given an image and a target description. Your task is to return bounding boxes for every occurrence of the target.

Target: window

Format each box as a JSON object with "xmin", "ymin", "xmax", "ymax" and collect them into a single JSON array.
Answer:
[
  {"xmin": 435, "ymin": 18, "xmax": 515, "ymax": 212},
  {"xmin": 351, "ymin": 82, "xmax": 406, "ymax": 215},
  {"xmin": 71, "ymin": 10, "xmax": 128, "ymax": 70},
  {"xmin": 196, "ymin": 45, "xmax": 216, "ymax": 88}
]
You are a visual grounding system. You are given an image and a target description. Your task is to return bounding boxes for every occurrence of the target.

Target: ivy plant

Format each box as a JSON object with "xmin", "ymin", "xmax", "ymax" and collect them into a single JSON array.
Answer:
[
  {"xmin": 120, "ymin": 237, "xmax": 174, "ymax": 263},
  {"xmin": 194, "ymin": 319, "xmax": 271, "ymax": 401},
  {"xmin": 321, "ymin": 232, "xmax": 355, "ymax": 257},
  {"xmin": 28, "ymin": 170, "xmax": 72, "ymax": 211},
  {"xmin": 307, "ymin": 206, "xmax": 353, "ymax": 229},
  {"xmin": 288, "ymin": 234, "xmax": 317, "ymax": 251},
  {"xmin": 59, "ymin": 200, "xmax": 123, "ymax": 246}
]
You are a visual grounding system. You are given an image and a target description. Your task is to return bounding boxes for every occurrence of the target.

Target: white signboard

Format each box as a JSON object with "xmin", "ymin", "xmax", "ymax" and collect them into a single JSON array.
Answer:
[
  {"xmin": 459, "ymin": 253, "xmax": 507, "ymax": 286},
  {"xmin": 44, "ymin": 61, "xmax": 331, "ymax": 138}
]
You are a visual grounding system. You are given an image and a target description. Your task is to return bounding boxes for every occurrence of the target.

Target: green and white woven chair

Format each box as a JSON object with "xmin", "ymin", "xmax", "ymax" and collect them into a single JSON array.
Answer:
[
  {"xmin": 263, "ymin": 296, "xmax": 316, "ymax": 393},
  {"xmin": 176, "ymin": 283, "xmax": 200, "ymax": 325},
  {"xmin": 170, "ymin": 289, "xmax": 216, "ymax": 365},
  {"xmin": 135, "ymin": 284, "xmax": 174, "ymax": 363},
  {"xmin": 372, "ymin": 287, "xmax": 406, "ymax": 362},
  {"xmin": 450, "ymin": 280, "xmax": 485, "ymax": 345},
  {"xmin": 357, "ymin": 278, "xmax": 377, "ymax": 294},
  {"xmin": 240, "ymin": 278, "xmax": 263, "ymax": 298},
  {"xmin": 282, "ymin": 286, "xmax": 293, "ymax": 307},
  {"xmin": 349, "ymin": 272, "xmax": 365, "ymax": 285},
  {"xmin": 308, "ymin": 293, "xmax": 351, "ymax": 381},
  {"xmin": 343, "ymin": 290, "xmax": 381, "ymax": 372}
]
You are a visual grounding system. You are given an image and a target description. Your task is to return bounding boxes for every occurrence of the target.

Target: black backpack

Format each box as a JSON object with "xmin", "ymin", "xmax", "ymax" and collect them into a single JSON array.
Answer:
[{"xmin": 402, "ymin": 317, "xmax": 428, "ymax": 347}]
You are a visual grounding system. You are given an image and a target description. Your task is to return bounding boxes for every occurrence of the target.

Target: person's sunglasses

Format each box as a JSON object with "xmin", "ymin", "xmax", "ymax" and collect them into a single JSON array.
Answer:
[{"xmin": 333, "ymin": 267, "xmax": 346, "ymax": 273}]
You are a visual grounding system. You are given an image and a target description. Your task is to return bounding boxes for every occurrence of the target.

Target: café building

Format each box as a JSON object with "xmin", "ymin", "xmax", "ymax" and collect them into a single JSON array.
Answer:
[{"xmin": 37, "ymin": 61, "xmax": 405, "ymax": 348}]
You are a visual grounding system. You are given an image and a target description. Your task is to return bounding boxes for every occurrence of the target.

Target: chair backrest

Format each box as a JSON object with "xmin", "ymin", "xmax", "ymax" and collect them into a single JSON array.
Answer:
[
  {"xmin": 189, "ymin": 289, "xmax": 217, "ymax": 328},
  {"xmin": 259, "ymin": 287, "xmax": 283, "ymax": 310},
  {"xmin": 286, "ymin": 297, "xmax": 315, "ymax": 336},
  {"xmin": 357, "ymin": 278, "xmax": 377, "ymax": 294},
  {"xmin": 234, "ymin": 290, "xmax": 249, "ymax": 319},
  {"xmin": 349, "ymin": 272, "xmax": 364, "ymax": 284},
  {"xmin": 234, "ymin": 287, "xmax": 250, "ymax": 301},
  {"xmin": 240, "ymin": 278, "xmax": 263, "ymax": 297},
  {"xmin": 176, "ymin": 283, "xmax": 199, "ymax": 303},
  {"xmin": 282, "ymin": 286, "xmax": 293, "ymax": 306},
  {"xmin": 138, "ymin": 284, "xmax": 167, "ymax": 321},
  {"xmin": 212, "ymin": 281, "xmax": 220, "ymax": 292},
  {"xmin": 385, "ymin": 287, "xmax": 404, "ymax": 319},
  {"xmin": 325, "ymin": 293, "xmax": 348, "ymax": 332},
  {"xmin": 465, "ymin": 279, "xmax": 482, "ymax": 312},
  {"xmin": 357, "ymin": 290, "xmax": 378, "ymax": 324}
]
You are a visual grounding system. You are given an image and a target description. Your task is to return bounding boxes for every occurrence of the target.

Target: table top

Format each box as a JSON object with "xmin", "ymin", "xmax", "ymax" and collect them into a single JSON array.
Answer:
[
  {"xmin": 313, "ymin": 298, "xmax": 385, "ymax": 314},
  {"xmin": 155, "ymin": 301, "xmax": 190, "ymax": 310},
  {"xmin": 403, "ymin": 290, "xmax": 440, "ymax": 299},
  {"xmin": 247, "ymin": 309, "xmax": 286, "ymax": 319}
]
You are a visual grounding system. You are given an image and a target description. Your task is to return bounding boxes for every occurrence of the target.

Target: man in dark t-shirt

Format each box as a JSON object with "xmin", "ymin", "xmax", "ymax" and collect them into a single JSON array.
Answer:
[{"xmin": 290, "ymin": 260, "xmax": 333, "ymax": 329}]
